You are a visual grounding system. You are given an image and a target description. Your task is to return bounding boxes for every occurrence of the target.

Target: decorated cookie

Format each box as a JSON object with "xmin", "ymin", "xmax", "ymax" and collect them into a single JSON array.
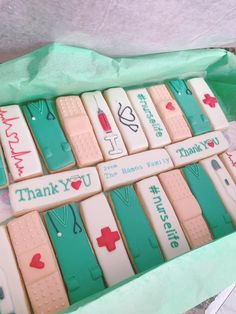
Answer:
[
  {"xmin": 103, "ymin": 88, "xmax": 148, "ymax": 154},
  {"xmin": 0, "ymin": 145, "xmax": 8, "ymax": 189},
  {"xmin": 80, "ymin": 193, "xmax": 134, "ymax": 286},
  {"xmin": 167, "ymin": 80, "xmax": 212, "ymax": 135},
  {"xmin": 223, "ymin": 121, "xmax": 236, "ymax": 151},
  {"xmin": 23, "ymin": 100, "xmax": 75, "ymax": 172},
  {"xmin": 44, "ymin": 203, "xmax": 105, "ymax": 303},
  {"xmin": 81, "ymin": 91, "xmax": 127, "ymax": 160},
  {"xmin": 200, "ymin": 156, "xmax": 236, "ymax": 227},
  {"xmin": 109, "ymin": 185, "xmax": 164, "ymax": 272},
  {"xmin": 220, "ymin": 151, "xmax": 236, "ymax": 183},
  {"xmin": 0, "ymin": 105, "xmax": 42, "ymax": 181},
  {"xmin": 135, "ymin": 176, "xmax": 190, "ymax": 260},
  {"xmin": 9, "ymin": 167, "xmax": 101, "ymax": 216},
  {"xmin": 0, "ymin": 226, "xmax": 30, "ymax": 314},
  {"xmin": 97, "ymin": 148, "xmax": 173, "ymax": 191},
  {"xmin": 56, "ymin": 96, "xmax": 103, "ymax": 167},
  {"xmin": 148, "ymin": 84, "xmax": 192, "ymax": 142},
  {"xmin": 187, "ymin": 78, "xmax": 229, "ymax": 131},
  {"xmin": 166, "ymin": 131, "xmax": 229, "ymax": 167},
  {"xmin": 126, "ymin": 88, "xmax": 171, "ymax": 148},
  {"xmin": 183, "ymin": 163, "xmax": 234, "ymax": 239},
  {"xmin": 0, "ymin": 189, "xmax": 12, "ymax": 223},
  {"xmin": 159, "ymin": 169, "xmax": 213, "ymax": 249},
  {"xmin": 8, "ymin": 211, "xmax": 69, "ymax": 314}
]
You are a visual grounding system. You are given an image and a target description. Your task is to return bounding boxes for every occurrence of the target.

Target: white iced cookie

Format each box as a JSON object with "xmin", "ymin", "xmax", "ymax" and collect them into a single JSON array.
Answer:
[
  {"xmin": 80, "ymin": 193, "xmax": 134, "ymax": 286},
  {"xmin": 81, "ymin": 91, "xmax": 127, "ymax": 160},
  {"xmin": 0, "ymin": 105, "xmax": 42, "ymax": 181},
  {"xmin": 187, "ymin": 78, "xmax": 229, "ymax": 130},
  {"xmin": 223, "ymin": 121, "xmax": 236, "ymax": 151},
  {"xmin": 97, "ymin": 149, "xmax": 173, "ymax": 191},
  {"xmin": 103, "ymin": 87, "xmax": 148, "ymax": 154},
  {"xmin": 135, "ymin": 176, "xmax": 190, "ymax": 260},
  {"xmin": 126, "ymin": 88, "xmax": 171, "ymax": 148},
  {"xmin": 220, "ymin": 151, "xmax": 236, "ymax": 183},
  {"xmin": 166, "ymin": 131, "xmax": 229, "ymax": 167}
]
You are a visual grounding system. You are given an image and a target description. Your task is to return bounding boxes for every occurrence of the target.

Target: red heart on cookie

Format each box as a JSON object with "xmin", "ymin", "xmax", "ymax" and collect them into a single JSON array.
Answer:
[
  {"xmin": 30, "ymin": 253, "xmax": 45, "ymax": 269},
  {"xmin": 166, "ymin": 102, "xmax": 175, "ymax": 111},
  {"xmin": 207, "ymin": 140, "xmax": 215, "ymax": 148},
  {"xmin": 71, "ymin": 179, "xmax": 82, "ymax": 190}
]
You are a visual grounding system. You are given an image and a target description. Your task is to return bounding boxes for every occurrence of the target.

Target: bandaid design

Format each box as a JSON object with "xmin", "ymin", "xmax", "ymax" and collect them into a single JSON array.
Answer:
[
  {"xmin": 223, "ymin": 121, "xmax": 236, "ymax": 151},
  {"xmin": 80, "ymin": 193, "xmax": 134, "ymax": 286},
  {"xmin": 187, "ymin": 78, "xmax": 229, "ymax": 130},
  {"xmin": 56, "ymin": 96, "xmax": 103, "ymax": 167},
  {"xmin": 126, "ymin": 88, "xmax": 171, "ymax": 148},
  {"xmin": 81, "ymin": 91, "xmax": 127, "ymax": 160},
  {"xmin": 159, "ymin": 170, "xmax": 213, "ymax": 249},
  {"xmin": 166, "ymin": 131, "xmax": 229, "ymax": 167},
  {"xmin": 183, "ymin": 163, "xmax": 234, "ymax": 239},
  {"xmin": 200, "ymin": 156, "xmax": 236, "ymax": 226},
  {"xmin": 103, "ymin": 88, "xmax": 148, "ymax": 154},
  {"xmin": 220, "ymin": 151, "xmax": 236, "ymax": 183},
  {"xmin": 23, "ymin": 100, "xmax": 75, "ymax": 172},
  {"xmin": 9, "ymin": 167, "xmax": 101, "ymax": 216},
  {"xmin": 8, "ymin": 212, "xmax": 69, "ymax": 314},
  {"xmin": 0, "ymin": 226, "xmax": 30, "ymax": 314},
  {"xmin": 109, "ymin": 185, "xmax": 164, "ymax": 272},
  {"xmin": 135, "ymin": 176, "xmax": 190, "ymax": 260},
  {"xmin": 45, "ymin": 203, "xmax": 105, "ymax": 304},
  {"xmin": 0, "ymin": 105, "xmax": 42, "ymax": 181},
  {"xmin": 167, "ymin": 80, "xmax": 212, "ymax": 135},
  {"xmin": 97, "ymin": 149, "xmax": 173, "ymax": 191},
  {"xmin": 0, "ymin": 145, "xmax": 8, "ymax": 189},
  {"xmin": 148, "ymin": 84, "xmax": 192, "ymax": 142}
]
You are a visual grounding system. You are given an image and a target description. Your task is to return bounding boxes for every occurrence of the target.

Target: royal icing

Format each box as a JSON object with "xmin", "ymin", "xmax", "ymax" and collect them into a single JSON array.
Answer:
[{"xmin": 220, "ymin": 151, "xmax": 236, "ymax": 183}]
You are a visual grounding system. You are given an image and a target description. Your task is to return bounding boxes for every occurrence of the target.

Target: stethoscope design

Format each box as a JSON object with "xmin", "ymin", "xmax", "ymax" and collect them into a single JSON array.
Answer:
[
  {"xmin": 169, "ymin": 81, "xmax": 192, "ymax": 96},
  {"xmin": 26, "ymin": 100, "xmax": 56, "ymax": 121},
  {"xmin": 117, "ymin": 102, "xmax": 139, "ymax": 133},
  {"xmin": 47, "ymin": 204, "xmax": 82, "ymax": 238}
]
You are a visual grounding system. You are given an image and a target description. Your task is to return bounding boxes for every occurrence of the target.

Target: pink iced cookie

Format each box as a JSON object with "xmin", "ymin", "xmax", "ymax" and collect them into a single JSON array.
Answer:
[{"xmin": 8, "ymin": 211, "xmax": 69, "ymax": 314}]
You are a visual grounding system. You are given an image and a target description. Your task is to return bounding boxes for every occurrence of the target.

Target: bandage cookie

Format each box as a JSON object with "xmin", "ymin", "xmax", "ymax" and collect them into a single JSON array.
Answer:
[
  {"xmin": 187, "ymin": 78, "xmax": 229, "ymax": 130},
  {"xmin": 223, "ymin": 121, "xmax": 236, "ymax": 151},
  {"xmin": 97, "ymin": 148, "xmax": 173, "ymax": 191},
  {"xmin": 126, "ymin": 88, "xmax": 171, "ymax": 148},
  {"xmin": 44, "ymin": 203, "xmax": 105, "ymax": 304},
  {"xmin": 200, "ymin": 156, "xmax": 236, "ymax": 226},
  {"xmin": 23, "ymin": 100, "xmax": 75, "ymax": 172},
  {"xmin": 148, "ymin": 84, "xmax": 192, "ymax": 142},
  {"xmin": 183, "ymin": 163, "xmax": 234, "ymax": 239},
  {"xmin": 0, "ymin": 145, "xmax": 8, "ymax": 189},
  {"xmin": 0, "ymin": 226, "xmax": 30, "ymax": 314},
  {"xmin": 220, "ymin": 151, "xmax": 236, "ymax": 183},
  {"xmin": 109, "ymin": 185, "xmax": 164, "ymax": 272},
  {"xmin": 80, "ymin": 193, "xmax": 134, "ymax": 286},
  {"xmin": 166, "ymin": 131, "xmax": 229, "ymax": 167},
  {"xmin": 167, "ymin": 80, "xmax": 212, "ymax": 135},
  {"xmin": 8, "ymin": 211, "xmax": 69, "ymax": 314},
  {"xmin": 135, "ymin": 176, "xmax": 190, "ymax": 260},
  {"xmin": 159, "ymin": 170, "xmax": 213, "ymax": 249},
  {"xmin": 103, "ymin": 88, "xmax": 148, "ymax": 154},
  {"xmin": 81, "ymin": 91, "xmax": 127, "ymax": 160},
  {"xmin": 0, "ymin": 105, "xmax": 42, "ymax": 181},
  {"xmin": 9, "ymin": 167, "xmax": 101, "ymax": 216},
  {"xmin": 56, "ymin": 96, "xmax": 103, "ymax": 167}
]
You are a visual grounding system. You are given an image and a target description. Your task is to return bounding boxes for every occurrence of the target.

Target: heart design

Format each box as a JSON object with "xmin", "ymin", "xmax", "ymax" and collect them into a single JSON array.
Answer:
[
  {"xmin": 71, "ymin": 179, "xmax": 82, "ymax": 190},
  {"xmin": 166, "ymin": 102, "xmax": 175, "ymax": 111},
  {"xmin": 30, "ymin": 253, "xmax": 45, "ymax": 269},
  {"xmin": 207, "ymin": 140, "xmax": 215, "ymax": 148},
  {"xmin": 118, "ymin": 104, "xmax": 135, "ymax": 122}
]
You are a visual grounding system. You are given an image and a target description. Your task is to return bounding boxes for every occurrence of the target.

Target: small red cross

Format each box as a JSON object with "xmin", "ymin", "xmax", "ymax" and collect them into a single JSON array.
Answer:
[
  {"xmin": 96, "ymin": 227, "xmax": 120, "ymax": 252},
  {"xmin": 203, "ymin": 94, "xmax": 217, "ymax": 108}
]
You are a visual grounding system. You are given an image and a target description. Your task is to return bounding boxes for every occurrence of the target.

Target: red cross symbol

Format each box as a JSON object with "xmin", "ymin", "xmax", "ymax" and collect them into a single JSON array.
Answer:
[
  {"xmin": 203, "ymin": 94, "xmax": 217, "ymax": 108},
  {"xmin": 96, "ymin": 227, "xmax": 120, "ymax": 252}
]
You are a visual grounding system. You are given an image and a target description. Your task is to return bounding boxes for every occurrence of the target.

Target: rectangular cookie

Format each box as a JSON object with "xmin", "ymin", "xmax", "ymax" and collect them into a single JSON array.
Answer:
[
  {"xmin": 22, "ymin": 100, "xmax": 75, "ymax": 172},
  {"xmin": 0, "ymin": 189, "xmax": 12, "ymax": 223},
  {"xmin": 0, "ymin": 145, "xmax": 8, "ymax": 189},
  {"xmin": 0, "ymin": 226, "xmax": 30, "ymax": 314},
  {"xmin": 80, "ymin": 193, "xmax": 135, "ymax": 286},
  {"xmin": 81, "ymin": 91, "xmax": 128, "ymax": 160},
  {"xmin": 148, "ymin": 84, "xmax": 192, "ymax": 142},
  {"xmin": 166, "ymin": 131, "xmax": 229, "ymax": 167},
  {"xmin": 97, "ymin": 148, "xmax": 173, "ymax": 191},
  {"xmin": 56, "ymin": 96, "xmax": 103, "ymax": 167},
  {"xmin": 126, "ymin": 88, "xmax": 171, "ymax": 148},
  {"xmin": 223, "ymin": 121, "xmax": 236, "ymax": 151},
  {"xmin": 220, "ymin": 151, "xmax": 236, "ymax": 183},
  {"xmin": 9, "ymin": 167, "xmax": 101, "ymax": 216},
  {"xmin": 135, "ymin": 176, "xmax": 190, "ymax": 260},
  {"xmin": 103, "ymin": 88, "xmax": 148, "ymax": 154},
  {"xmin": 0, "ymin": 105, "xmax": 42, "ymax": 181}
]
